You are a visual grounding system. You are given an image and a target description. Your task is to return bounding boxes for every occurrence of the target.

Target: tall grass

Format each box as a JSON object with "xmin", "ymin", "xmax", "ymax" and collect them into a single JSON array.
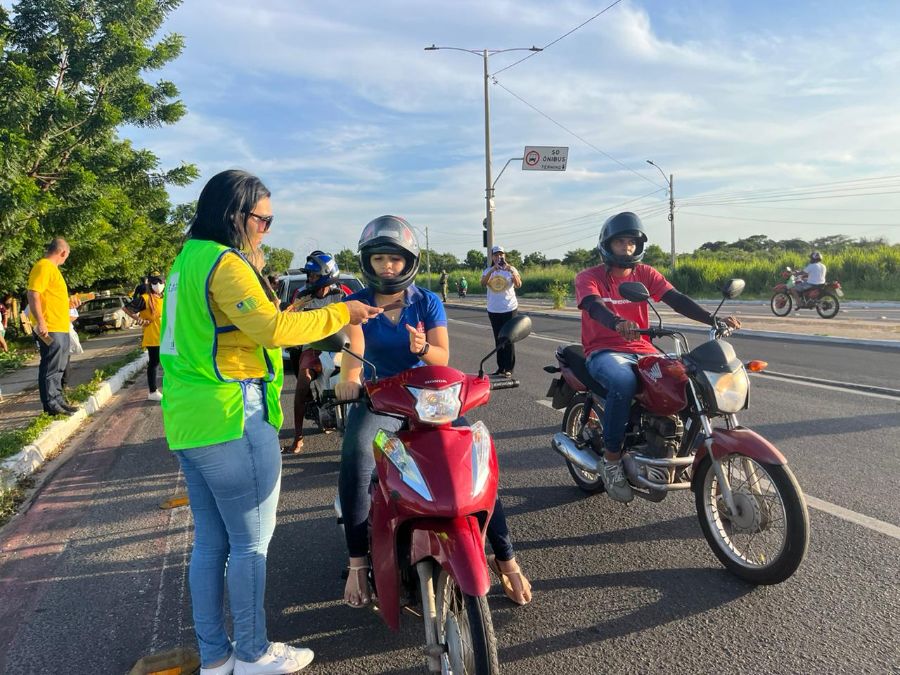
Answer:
[{"xmin": 418, "ymin": 247, "xmax": 900, "ymax": 299}]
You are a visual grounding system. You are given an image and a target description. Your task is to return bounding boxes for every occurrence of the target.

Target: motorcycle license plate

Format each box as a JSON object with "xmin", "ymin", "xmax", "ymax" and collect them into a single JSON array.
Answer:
[{"xmin": 835, "ymin": 288, "xmax": 844, "ymax": 297}]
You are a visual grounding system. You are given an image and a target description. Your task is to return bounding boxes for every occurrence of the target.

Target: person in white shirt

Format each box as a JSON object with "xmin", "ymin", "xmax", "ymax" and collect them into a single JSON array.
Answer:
[
  {"xmin": 792, "ymin": 250, "xmax": 826, "ymax": 308},
  {"xmin": 481, "ymin": 245, "xmax": 522, "ymax": 376}
]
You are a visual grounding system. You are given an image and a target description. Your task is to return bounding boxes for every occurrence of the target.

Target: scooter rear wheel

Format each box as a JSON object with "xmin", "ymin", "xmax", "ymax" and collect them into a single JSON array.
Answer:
[
  {"xmin": 434, "ymin": 569, "xmax": 499, "ymax": 675},
  {"xmin": 562, "ymin": 395, "xmax": 606, "ymax": 494},
  {"xmin": 694, "ymin": 454, "xmax": 809, "ymax": 584}
]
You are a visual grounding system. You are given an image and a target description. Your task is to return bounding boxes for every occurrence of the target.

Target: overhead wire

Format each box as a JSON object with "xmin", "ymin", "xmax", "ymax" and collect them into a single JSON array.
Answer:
[{"xmin": 491, "ymin": 0, "xmax": 625, "ymax": 77}]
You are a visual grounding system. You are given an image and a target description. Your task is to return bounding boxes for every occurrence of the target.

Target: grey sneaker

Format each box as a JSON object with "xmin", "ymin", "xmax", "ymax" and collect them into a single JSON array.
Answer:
[
  {"xmin": 234, "ymin": 642, "xmax": 314, "ymax": 675},
  {"xmin": 601, "ymin": 458, "xmax": 634, "ymax": 503}
]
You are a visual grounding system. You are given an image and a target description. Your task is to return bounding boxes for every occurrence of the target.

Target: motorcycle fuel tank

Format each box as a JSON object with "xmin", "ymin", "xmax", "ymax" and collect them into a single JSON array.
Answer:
[{"xmin": 634, "ymin": 354, "xmax": 689, "ymax": 415}]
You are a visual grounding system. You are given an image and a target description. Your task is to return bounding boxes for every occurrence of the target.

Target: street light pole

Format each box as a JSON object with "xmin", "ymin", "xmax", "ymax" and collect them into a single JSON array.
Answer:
[
  {"xmin": 425, "ymin": 44, "xmax": 542, "ymax": 260},
  {"xmin": 647, "ymin": 160, "xmax": 676, "ymax": 270}
]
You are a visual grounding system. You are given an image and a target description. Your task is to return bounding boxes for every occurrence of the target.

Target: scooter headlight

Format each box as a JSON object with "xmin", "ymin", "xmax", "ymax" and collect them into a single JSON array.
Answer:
[
  {"xmin": 470, "ymin": 421, "xmax": 492, "ymax": 497},
  {"xmin": 702, "ymin": 365, "xmax": 749, "ymax": 414},
  {"xmin": 406, "ymin": 383, "xmax": 462, "ymax": 425},
  {"xmin": 373, "ymin": 429, "xmax": 433, "ymax": 501}
]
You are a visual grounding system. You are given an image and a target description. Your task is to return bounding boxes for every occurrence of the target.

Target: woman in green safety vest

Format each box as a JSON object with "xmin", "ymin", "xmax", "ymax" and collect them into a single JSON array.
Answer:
[{"xmin": 160, "ymin": 169, "xmax": 380, "ymax": 675}]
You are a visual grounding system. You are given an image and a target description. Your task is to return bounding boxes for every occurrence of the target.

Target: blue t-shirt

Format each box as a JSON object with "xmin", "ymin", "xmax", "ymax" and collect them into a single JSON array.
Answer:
[{"xmin": 345, "ymin": 284, "xmax": 447, "ymax": 379}]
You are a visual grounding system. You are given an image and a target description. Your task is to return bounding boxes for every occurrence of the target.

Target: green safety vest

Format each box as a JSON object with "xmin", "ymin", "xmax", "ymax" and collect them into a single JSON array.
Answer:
[{"xmin": 159, "ymin": 239, "xmax": 284, "ymax": 450}]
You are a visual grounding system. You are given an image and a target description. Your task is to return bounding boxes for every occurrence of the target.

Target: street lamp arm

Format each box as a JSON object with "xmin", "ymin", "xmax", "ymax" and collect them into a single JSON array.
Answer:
[
  {"xmin": 425, "ymin": 45, "xmax": 542, "ymax": 56},
  {"xmin": 492, "ymin": 157, "xmax": 524, "ymax": 190},
  {"xmin": 646, "ymin": 159, "xmax": 668, "ymax": 188}
]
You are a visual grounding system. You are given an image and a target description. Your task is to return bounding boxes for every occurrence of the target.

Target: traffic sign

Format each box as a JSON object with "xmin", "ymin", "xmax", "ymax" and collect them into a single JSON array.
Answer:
[{"xmin": 522, "ymin": 146, "xmax": 568, "ymax": 171}]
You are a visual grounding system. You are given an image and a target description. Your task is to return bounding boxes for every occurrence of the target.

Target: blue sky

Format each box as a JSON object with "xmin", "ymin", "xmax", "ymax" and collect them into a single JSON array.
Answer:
[{"xmin": 118, "ymin": 0, "xmax": 900, "ymax": 264}]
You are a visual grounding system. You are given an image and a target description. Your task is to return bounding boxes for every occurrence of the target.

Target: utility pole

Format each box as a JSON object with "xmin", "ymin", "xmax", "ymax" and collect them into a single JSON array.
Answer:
[
  {"xmin": 668, "ymin": 173, "xmax": 675, "ymax": 271},
  {"xmin": 425, "ymin": 44, "xmax": 542, "ymax": 261},
  {"xmin": 647, "ymin": 160, "xmax": 676, "ymax": 270}
]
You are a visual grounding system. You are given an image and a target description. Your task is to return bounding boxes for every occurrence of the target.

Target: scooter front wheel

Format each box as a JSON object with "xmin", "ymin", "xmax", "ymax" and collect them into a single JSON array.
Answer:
[
  {"xmin": 694, "ymin": 454, "xmax": 809, "ymax": 584},
  {"xmin": 434, "ymin": 569, "xmax": 499, "ymax": 675}
]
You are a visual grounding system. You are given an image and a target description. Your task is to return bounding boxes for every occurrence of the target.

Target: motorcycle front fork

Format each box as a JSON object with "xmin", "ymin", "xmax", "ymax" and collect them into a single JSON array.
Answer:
[{"xmin": 416, "ymin": 560, "xmax": 444, "ymax": 673}]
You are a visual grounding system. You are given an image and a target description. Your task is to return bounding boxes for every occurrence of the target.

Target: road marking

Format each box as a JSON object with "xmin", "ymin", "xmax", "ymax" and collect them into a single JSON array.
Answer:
[
  {"xmin": 753, "ymin": 372, "xmax": 900, "ymax": 401},
  {"xmin": 804, "ymin": 496, "xmax": 900, "ymax": 540},
  {"xmin": 450, "ymin": 318, "xmax": 899, "ymax": 401},
  {"xmin": 535, "ymin": 399, "xmax": 900, "ymax": 541}
]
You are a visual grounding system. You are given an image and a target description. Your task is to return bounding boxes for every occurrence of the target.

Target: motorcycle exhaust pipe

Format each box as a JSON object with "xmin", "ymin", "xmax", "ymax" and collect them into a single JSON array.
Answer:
[{"xmin": 551, "ymin": 432, "xmax": 602, "ymax": 473}]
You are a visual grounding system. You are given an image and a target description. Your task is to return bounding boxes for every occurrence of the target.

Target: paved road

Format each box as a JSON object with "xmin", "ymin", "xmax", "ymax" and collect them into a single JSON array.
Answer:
[{"xmin": 1, "ymin": 312, "xmax": 898, "ymax": 673}]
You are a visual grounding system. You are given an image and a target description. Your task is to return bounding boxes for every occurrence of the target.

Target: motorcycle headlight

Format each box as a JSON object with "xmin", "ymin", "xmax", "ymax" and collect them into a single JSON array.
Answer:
[
  {"xmin": 406, "ymin": 383, "xmax": 462, "ymax": 425},
  {"xmin": 373, "ymin": 429, "xmax": 433, "ymax": 501},
  {"xmin": 470, "ymin": 421, "xmax": 492, "ymax": 497},
  {"xmin": 702, "ymin": 366, "xmax": 749, "ymax": 414}
]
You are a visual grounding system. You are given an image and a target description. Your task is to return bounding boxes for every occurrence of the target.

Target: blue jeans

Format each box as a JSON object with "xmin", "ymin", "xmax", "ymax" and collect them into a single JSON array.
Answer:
[
  {"xmin": 585, "ymin": 350, "xmax": 640, "ymax": 452},
  {"xmin": 36, "ymin": 330, "xmax": 70, "ymax": 412},
  {"xmin": 177, "ymin": 382, "xmax": 281, "ymax": 667},
  {"xmin": 338, "ymin": 403, "xmax": 515, "ymax": 561}
]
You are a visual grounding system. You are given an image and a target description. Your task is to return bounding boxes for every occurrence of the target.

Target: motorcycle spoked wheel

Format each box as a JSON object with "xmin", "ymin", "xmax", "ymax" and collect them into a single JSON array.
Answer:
[
  {"xmin": 561, "ymin": 394, "xmax": 606, "ymax": 493},
  {"xmin": 815, "ymin": 292, "xmax": 840, "ymax": 319},
  {"xmin": 434, "ymin": 569, "xmax": 499, "ymax": 675},
  {"xmin": 694, "ymin": 454, "xmax": 809, "ymax": 584},
  {"xmin": 770, "ymin": 292, "xmax": 793, "ymax": 317}
]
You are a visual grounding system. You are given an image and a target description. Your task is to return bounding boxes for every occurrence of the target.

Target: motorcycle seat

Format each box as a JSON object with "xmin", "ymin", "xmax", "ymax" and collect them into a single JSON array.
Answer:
[{"xmin": 558, "ymin": 345, "xmax": 608, "ymax": 398}]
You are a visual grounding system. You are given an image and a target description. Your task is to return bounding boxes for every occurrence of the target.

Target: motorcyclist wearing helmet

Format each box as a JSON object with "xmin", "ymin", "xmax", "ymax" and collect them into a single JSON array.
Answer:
[
  {"xmin": 283, "ymin": 251, "xmax": 352, "ymax": 454},
  {"xmin": 791, "ymin": 250, "xmax": 826, "ymax": 309},
  {"xmin": 335, "ymin": 215, "xmax": 532, "ymax": 608},
  {"xmin": 575, "ymin": 212, "xmax": 741, "ymax": 503}
]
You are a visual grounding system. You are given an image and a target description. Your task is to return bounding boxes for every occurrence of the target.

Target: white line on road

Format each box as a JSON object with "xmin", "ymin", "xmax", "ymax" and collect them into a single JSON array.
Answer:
[{"xmin": 534, "ymin": 399, "xmax": 900, "ymax": 542}]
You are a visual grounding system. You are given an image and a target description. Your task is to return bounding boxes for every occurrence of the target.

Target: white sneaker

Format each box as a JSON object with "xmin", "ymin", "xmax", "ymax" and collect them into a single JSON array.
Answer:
[
  {"xmin": 601, "ymin": 458, "xmax": 634, "ymax": 503},
  {"xmin": 147, "ymin": 390, "xmax": 163, "ymax": 401},
  {"xmin": 201, "ymin": 651, "xmax": 236, "ymax": 675},
  {"xmin": 234, "ymin": 642, "xmax": 314, "ymax": 675}
]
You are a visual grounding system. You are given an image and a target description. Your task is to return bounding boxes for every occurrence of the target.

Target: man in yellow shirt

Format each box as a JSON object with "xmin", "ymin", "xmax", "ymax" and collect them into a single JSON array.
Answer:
[{"xmin": 27, "ymin": 238, "xmax": 79, "ymax": 415}]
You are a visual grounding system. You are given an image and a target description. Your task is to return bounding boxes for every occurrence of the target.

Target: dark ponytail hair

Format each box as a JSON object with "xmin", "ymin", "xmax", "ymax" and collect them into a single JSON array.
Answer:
[{"xmin": 187, "ymin": 170, "xmax": 271, "ymax": 250}]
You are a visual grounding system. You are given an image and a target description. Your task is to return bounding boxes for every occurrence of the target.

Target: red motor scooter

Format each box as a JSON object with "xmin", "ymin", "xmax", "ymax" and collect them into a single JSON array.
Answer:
[{"xmin": 318, "ymin": 315, "xmax": 531, "ymax": 674}]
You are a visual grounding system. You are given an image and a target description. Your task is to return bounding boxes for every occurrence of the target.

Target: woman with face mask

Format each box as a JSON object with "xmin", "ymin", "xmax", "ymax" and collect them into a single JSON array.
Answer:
[{"xmin": 125, "ymin": 272, "xmax": 167, "ymax": 401}]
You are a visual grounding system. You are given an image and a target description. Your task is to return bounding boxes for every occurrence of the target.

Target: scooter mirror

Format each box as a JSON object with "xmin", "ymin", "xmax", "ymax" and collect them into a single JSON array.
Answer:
[
  {"xmin": 721, "ymin": 278, "xmax": 746, "ymax": 299},
  {"xmin": 498, "ymin": 314, "xmax": 533, "ymax": 344},
  {"xmin": 618, "ymin": 282, "xmax": 651, "ymax": 303},
  {"xmin": 306, "ymin": 331, "xmax": 350, "ymax": 353}
]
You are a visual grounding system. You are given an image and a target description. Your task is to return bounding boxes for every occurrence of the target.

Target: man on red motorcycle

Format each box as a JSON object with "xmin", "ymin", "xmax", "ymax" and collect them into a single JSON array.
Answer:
[
  {"xmin": 335, "ymin": 215, "xmax": 532, "ymax": 608},
  {"xmin": 790, "ymin": 250, "xmax": 826, "ymax": 309},
  {"xmin": 283, "ymin": 251, "xmax": 352, "ymax": 454},
  {"xmin": 575, "ymin": 212, "xmax": 741, "ymax": 502}
]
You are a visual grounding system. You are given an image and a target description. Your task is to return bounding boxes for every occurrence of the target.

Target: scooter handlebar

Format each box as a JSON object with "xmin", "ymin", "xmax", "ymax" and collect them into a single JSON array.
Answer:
[{"xmin": 489, "ymin": 378, "xmax": 520, "ymax": 391}]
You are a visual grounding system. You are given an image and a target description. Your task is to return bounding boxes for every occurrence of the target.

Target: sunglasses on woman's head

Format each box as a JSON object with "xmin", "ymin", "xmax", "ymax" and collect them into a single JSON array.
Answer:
[{"xmin": 248, "ymin": 211, "xmax": 274, "ymax": 232}]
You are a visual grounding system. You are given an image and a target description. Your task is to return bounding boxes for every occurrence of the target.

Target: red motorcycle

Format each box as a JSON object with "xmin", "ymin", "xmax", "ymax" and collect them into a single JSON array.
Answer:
[
  {"xmin": 319, "ymin": 315, "xmax": 531, "ymax": 674},
  {"xmin": 770, "ymin": 266, "xmax": 843, "ymax": 318},
  {"xmin": 545, "ymin": 280, "xmax": 809, "ymax": 584}
]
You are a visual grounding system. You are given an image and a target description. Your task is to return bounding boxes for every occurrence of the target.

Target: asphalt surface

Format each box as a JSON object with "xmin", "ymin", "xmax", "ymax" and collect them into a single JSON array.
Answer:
[{"xmin": 0, "ymin": 308, "xmax": 898, "ymax": 674}]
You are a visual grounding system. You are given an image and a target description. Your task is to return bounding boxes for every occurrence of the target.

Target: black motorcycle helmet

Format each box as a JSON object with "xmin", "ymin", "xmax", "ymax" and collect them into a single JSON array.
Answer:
[
  {"xmin": 358, "ymin": 215, "xmax": 420, "ymax": 293},
  {"xmin": 597, "ymin": 211, "xmax": 648, "ymax": 268},
  {"xmin": 303, "ymin": 251, "xmax": 340, "ymax": 291},
  {"xmin": 809, "ymin": 250, "xmax": 822, "ymax": 263}
]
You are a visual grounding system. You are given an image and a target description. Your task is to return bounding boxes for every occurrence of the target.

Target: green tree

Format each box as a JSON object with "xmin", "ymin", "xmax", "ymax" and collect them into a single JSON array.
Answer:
[
  {"xmin": 563, "ymin": 248, "xmax": 594, "ymax": 269},
  {"xmin": 335, "ymin": 248, "xmax": 359, "ymax": 273},
  {"xmin": 261, "ymin": 245, "xmax": 293, "ymax": 275},
  {"xmin": 0, "ymin": 0, "xmax": 197, "ymax": 292},
  {"xmin": 523, "ymin": 251, "xmax": 546, "ymax": 267},
  {"xmin": 643, "ymin": 243, "xmax": 668, "ymax": 269},
  {"xmin": 505, "ymin": 249, "xmax": 523, "ymax": 269},
  {"xmin": 465, "ymin": 249, "xmax": 486, "ymax": 270}
]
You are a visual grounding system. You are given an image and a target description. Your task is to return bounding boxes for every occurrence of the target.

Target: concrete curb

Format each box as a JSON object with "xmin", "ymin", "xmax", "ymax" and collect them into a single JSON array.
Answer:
[{"xmin": 0, "ymin": 352, "xmax": 149, "ymax": 491}]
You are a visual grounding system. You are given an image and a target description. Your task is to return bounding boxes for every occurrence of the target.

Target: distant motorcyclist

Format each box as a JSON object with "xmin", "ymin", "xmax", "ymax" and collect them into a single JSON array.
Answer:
[
  {"xmin": 283, "ymin": 251, "xmax": 351, "ymax": 453},
  {"xmin": 575, "ymin": 212, "xmax": 740, "ymax": 502},
  {"xmin": 790, "ymin": 250, "xmax": 826, "ymax": 309}
]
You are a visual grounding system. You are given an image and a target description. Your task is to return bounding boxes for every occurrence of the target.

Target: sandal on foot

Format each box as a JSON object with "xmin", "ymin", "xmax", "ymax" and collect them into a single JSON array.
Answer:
[
  {"xmin": 282, "ymin": 438, "xmax": 304, "ymax": 454},
  {"xmin": 344, "ymin": 564, "xmax": 371, "ymax": 608},
  {"xmin": 487, "ymin": 555, "xmax": 532, "ymax": 606}
]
